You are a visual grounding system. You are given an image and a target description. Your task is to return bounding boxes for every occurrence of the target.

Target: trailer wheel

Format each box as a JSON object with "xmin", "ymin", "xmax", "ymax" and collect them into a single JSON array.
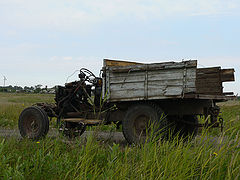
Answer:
[
  {"xmin": 122, "ymin": 103, "xmax": 167, "ymax": 144},
  {"xmin": 18, "ymin": 106, "xmax": 49, "ymax": 140},
  {"xmin": 169, "ymin": 115, "xmax": 198, "ymax": 140}
]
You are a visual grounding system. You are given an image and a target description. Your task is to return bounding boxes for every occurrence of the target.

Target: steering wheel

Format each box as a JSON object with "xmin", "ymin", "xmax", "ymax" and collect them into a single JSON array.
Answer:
[{"xmin": 80, "ymin": 68, "xmax": 96, "ymax": 83}]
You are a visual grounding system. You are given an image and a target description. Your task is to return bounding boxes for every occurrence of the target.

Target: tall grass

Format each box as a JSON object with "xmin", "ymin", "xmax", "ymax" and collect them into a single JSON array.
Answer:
[
  {"xmin": 0, "ymin": 104, "xmax": 26, "ymax": 128},
  {"xmin": 0, "ymin": 122, "xmax": 239, "ymax": 179},
  {"xmin": 0, "ymin": 93, "xmax": 239, "ymax": 179},
  {"xmin": 0, "ymin": 93, "xmax": 54, "ymax": 128}
]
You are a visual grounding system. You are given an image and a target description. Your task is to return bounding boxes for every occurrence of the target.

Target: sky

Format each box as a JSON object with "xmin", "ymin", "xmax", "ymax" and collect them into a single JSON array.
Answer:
[{"xmin": 0, "ymin": 0, "xmax": 239, "ymax": 94}]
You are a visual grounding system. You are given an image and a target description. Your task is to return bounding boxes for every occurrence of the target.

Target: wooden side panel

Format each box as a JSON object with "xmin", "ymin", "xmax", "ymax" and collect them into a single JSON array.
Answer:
[{"xmin": 106, "ymin": 60, "xmax": 197, "ymax": 102}]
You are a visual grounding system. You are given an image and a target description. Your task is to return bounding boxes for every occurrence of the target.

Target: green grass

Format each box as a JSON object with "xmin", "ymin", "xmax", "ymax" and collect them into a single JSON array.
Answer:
[
  {"xmin": 0, "ymin": 93, "xmax": 240, "ymax": 179},
  {"xmin": 0, "ymin": 93, "xmax": 54, "ymax": 128},
  {"xmin": 0, "ymin": 92, "xmax": 54, "ymax": 104},
  {"xmin": 0, "ymin": 92, "xmax": 119, "ymax": 131},
  {"xmin": 0, "ymin": 126, "xmax": 239, "ymax": 179}
]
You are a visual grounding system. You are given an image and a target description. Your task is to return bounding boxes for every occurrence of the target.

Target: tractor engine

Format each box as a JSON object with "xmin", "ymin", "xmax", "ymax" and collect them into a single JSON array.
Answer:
[{"xmin": 54, "ymin": 68, "xmax": 103, "ymax": 119}]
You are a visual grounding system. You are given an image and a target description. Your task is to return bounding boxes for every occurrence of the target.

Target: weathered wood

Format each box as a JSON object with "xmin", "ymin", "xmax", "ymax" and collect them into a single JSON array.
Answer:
[
  {"xmin": 110, "ymin": 71, "xmax": 195, "ymax": 84},
  {"xmin": 220, "ymin": 69, "xmax": 235, "ymax": 82},
  {"xmin": 196, "ymin": 82, "xmax": 221, "ymax": 87},
  {"xmin": 197, "ymin": 67, "xmax": 220, "ymax": 74},
  {"xmin": 196, "ymin": 67, "xmax": 222, "ymax": 95},
  {"xmin": 105, "ymin": 60, "xmax": 197, "ymax": 101},
  {"xmin": 109, "ymin": 60, "xmax": 197, "ymax": 73},
  {"xmin": 102, "ymin": 59, "xmax": 235, "ymax": 102},
  {"xmin": 184, "ymin": 94, "xmax": 235, "ymax": 100},
  {"xmin": 223, "ymin": 92, "xmax": 234, "ymax": 96},
  {"xmin": 104, "ymin": 59, "xmax": 142, "ymax": 67},
  {"xmin": 109, "ymin": 82, "xmax": 145, "ymax": 91},
  {"xmin": 197, "ymin": 73, "xmax": 220, "ymax": 79}
]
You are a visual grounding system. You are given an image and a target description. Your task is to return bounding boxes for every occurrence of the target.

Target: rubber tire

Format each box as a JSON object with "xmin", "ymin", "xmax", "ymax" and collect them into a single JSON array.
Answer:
[
  {"xmin": 168, "ymin": 115, "xmax": 198, "ymax": 140},
  {"xmin": 36, "ymin": 106, "xmax": 50, "ymax": 136},
  {"xmin": 18, "ymin": 106, "xmax": 49, "ymax": 140},
  {"xmin": 122, "ymin": 103, "xmax": 167, "ymax": 144}
]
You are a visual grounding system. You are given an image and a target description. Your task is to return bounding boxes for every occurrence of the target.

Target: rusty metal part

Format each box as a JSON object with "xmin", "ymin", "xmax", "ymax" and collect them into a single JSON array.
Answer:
[
  {"xmin": 63, "ymin": 118, "xmax": 102, "ymax": 125},
  {"xmin": 209, "ymin": 106, "xmax": 220, "ymax": 124},
  {"xmin": 59, "ymin": 121, "xmax": 86, "ymax": 138},
  {"xmin": 35, "ymin": 103, "xmax": 58, "ymax": 118}
]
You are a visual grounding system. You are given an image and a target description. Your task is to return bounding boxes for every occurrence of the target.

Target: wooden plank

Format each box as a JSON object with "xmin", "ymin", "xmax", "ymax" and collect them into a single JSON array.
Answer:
[
  {"xmin": 110, "ymin": 89, "xmax": 145, "ymax": 99},
  {"xmin": 197, "ymin": 73, "xmax": 220, "ymax": 79},
  {"xmin": 184, "ymin": 94, "xmax": 236, "ymax": 100},
  {"xmin": 103, "ymin": 59, "xmax": 142, "ymax": 67},
  {"xmin": 196, "ymin": 67, "xmax": 223, "ymax": 95},
  {"xmin": 197, "ymin": 67, "xmax": 220, "ymax": 74},
  {"xmin": 109, "ymin": 82, "xmax": 196, "ymax": 98},
  {"xmin": 110, "ymin": 82, "xmax": 145, "ymax": 91},
  {"xmin": 110, "ymin": 72, "xmax": 185, "ymax": 83},
  {"xmin": 109, "ymin": 60, "xmax": 197, "ymax": 73},
  {"xmin": 197, "ymin": 91, "xmax": 222, "ymax": 95},
  {"xmin": 223, "ymin": 92, "xmax": 234, "ymax": 95},
  {"xmin": 196, "ymin": 82, "xmax": 221, "ymax": 87},
  {"xmin": 197, "ymin": 88, "xmax": 222, "ymax": 94},
  {"xmin": 110, "ymin": 87, "xmax": 183, "ymax": 101},
  {"xmin": 147, "ymin": 60, "xmax": 197, "ymax": 70},
  {"xmin": 220, "ymin": 69, "xmax": 235, "ymax": 82},
  {"xmin": 148, "ymin": 69, "xmax": 196, "ymax": 81},
  {"xmin": 109, "ymin": 68, "xmax": 195, "ymax": 81},
  {"xmin": 110, "ymin": 71, "xmax": 145, "ymax": 78},
  {"xmin": 148, "ymin": 79, "xmax": 195, "ymax": 87},
  {"xmin": 147, "ymin": 86, "xmax": 183, "ymax": 97},
  {"xmin": 109, "ymin": 95, "xmax": 182, "ymax": 102}
]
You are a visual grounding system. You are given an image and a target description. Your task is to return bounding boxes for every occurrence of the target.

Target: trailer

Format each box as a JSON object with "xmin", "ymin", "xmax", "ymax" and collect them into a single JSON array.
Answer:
[{"xmin": 18, "ymin": 59, "xmax": 235, "ymax": 144}]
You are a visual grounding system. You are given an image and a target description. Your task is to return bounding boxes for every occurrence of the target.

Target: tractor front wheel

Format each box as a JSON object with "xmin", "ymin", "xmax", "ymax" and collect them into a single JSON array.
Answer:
[{"xmin": 18, "ymin": 106, "xmax": 49, "ymax": 140}]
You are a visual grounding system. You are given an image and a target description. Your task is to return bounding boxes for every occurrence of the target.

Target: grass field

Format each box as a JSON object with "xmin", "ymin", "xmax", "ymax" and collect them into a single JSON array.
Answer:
[
  {"xmin": 0, "ymin": 92, "xmax": 240, "ymax": 179},
  {"xmin": 0, "ymin": 93, "xmax": 54, "ymax": 128}
]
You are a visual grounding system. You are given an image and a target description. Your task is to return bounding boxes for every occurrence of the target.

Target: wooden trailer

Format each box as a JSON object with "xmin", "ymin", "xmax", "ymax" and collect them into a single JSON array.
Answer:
[
  {"xmin": 102, "ymin": 59, "xmax": 235, "ymax": 143},
  {"xmin": 18, "ymin": 59, "xmax": 235, "ymax": 144},
  {"xmin": 103, "ymin": 59, "xmax": 234, "ymax": 102}
]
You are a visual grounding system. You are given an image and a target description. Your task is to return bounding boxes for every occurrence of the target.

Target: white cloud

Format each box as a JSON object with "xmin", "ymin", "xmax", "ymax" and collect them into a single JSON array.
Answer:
[
  {"xmin": 63, "ymin": 56, "xmax": 73, "ymax": 61},
  {"xmin": 0, "ymin": 0, "xmax": 239, "ymax": 32}
]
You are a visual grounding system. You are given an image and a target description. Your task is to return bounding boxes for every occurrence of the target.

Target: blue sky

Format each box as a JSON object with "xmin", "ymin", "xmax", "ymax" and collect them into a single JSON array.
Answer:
[{"xmin": 0, "ymin": 0, "xmax": 239, "ymax": 94}]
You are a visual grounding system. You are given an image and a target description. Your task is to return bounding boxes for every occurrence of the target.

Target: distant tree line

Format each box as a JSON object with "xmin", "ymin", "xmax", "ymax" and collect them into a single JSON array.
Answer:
[{"xmin": 0, "ymin": 85, "xmax": 55, "ymax": 94}]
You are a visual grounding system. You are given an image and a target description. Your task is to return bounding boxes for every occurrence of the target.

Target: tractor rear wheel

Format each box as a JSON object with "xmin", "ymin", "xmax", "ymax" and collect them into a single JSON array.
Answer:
[{"xmin": 18, "ymin": 106, "xmax": 49, "ymax": 140}]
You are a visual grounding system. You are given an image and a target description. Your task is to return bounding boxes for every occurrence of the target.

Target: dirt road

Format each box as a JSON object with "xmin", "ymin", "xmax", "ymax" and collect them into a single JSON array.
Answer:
[
  {"xmin": 0, "ymin": 128, "xmax": 127, "ymax": 144},
  {"xmin": 0, "ymin": 128, "xmax": 230, "ymax": 148}
]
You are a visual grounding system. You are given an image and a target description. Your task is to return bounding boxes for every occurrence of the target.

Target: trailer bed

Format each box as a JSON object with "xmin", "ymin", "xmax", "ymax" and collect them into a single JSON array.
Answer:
[{"xmin": 102, "ymin": 59, "xmax": 235, "ymax": 102}]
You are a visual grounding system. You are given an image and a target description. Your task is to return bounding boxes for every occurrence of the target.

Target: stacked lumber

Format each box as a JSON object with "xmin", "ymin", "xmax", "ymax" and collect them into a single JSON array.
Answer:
[{"xmin": 196, "ymin": 67, "xmax": 234, "ymax": 95}]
